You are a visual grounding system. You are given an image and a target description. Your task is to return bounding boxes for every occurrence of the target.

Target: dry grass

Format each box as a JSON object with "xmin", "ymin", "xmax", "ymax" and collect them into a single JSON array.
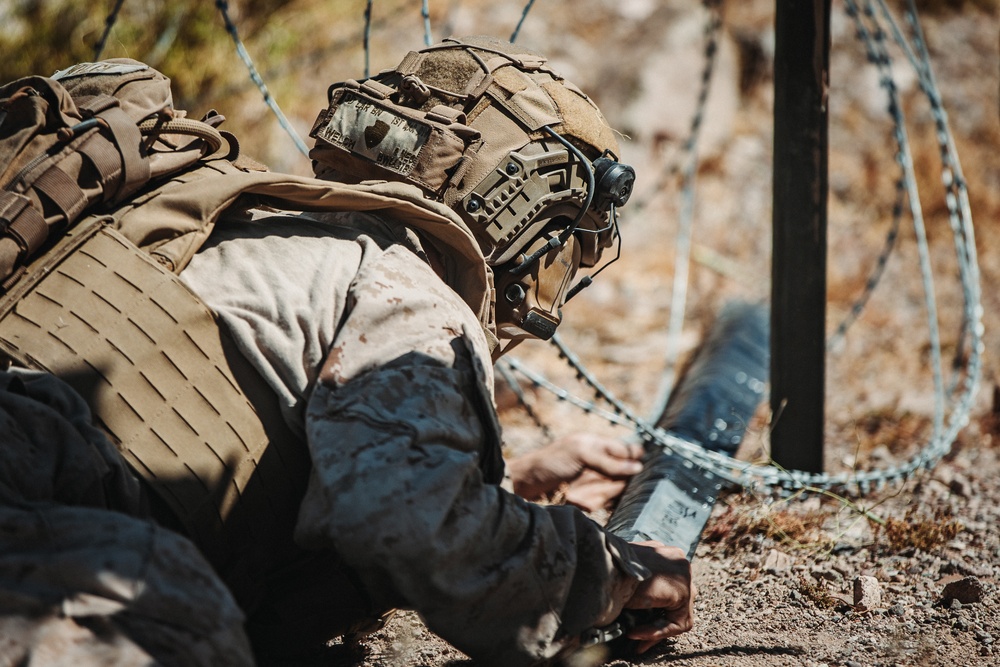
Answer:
[
  {"xmin": 852, "ymin": 409, "xmax": 934, "ymax": 457},
  {"xmin": 874, "ymin": 505, "xmax": 964, "ymax": 553},
  {"xmin": 702, "ymin": 501, "xmax": 832, "ymax": 555},
  {"xmin": 797, "ymin": 576, "xmax": 841, "ymax": 610}
]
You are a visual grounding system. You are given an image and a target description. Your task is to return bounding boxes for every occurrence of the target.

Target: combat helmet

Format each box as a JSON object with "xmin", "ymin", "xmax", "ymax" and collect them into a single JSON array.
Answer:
[{"xmin": 309, "ymin": 35, "xmax": 635, "ymax": 343}]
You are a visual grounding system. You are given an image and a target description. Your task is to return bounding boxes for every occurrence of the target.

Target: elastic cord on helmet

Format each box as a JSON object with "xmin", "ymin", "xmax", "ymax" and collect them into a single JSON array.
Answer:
[
  {"xmin": 564, "ymin": 202, "xmax": 622, "ymax": 303},
  {"xmin": 509, "ymin": 125, "xmax": 595, "ymax": 277}
]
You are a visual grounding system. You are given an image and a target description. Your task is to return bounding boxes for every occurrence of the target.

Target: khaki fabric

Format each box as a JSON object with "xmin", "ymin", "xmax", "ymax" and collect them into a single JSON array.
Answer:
[
  {"xmin": 107, "ymin": 159, "xmax": 497, "ymax": 343},
  {"xmin": 0, "ymin": 59, "xmax": 224, "ymax": 290},
  {"xmin": 0, "ymin": 218, "xmax": 312, "ymax": 613}
]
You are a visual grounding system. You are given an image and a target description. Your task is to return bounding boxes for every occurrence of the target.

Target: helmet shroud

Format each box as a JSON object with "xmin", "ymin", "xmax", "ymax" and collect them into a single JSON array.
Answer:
[
  {"xmin": 311, "ymin": 36, "xmax": 621, "ymax": 262},
  {"xmin": 309, "ymin": 36, "xmax": 629, "ymax": 343}
]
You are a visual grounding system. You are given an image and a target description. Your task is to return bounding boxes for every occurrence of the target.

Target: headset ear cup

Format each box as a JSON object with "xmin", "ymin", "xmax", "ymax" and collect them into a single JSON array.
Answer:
[{"xmin": 592, "ymin": 157, "xmax": 636, "ymax": 211}]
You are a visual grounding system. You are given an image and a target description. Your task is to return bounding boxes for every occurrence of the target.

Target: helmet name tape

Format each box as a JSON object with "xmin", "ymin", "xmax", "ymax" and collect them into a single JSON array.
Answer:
[
  {"xmin": 314, "ymin": 90, "xmax": 430, "ymax": 179},
  {"xmin": 309, "ymin": 84, "xmax": 478, "ymax": 194}
]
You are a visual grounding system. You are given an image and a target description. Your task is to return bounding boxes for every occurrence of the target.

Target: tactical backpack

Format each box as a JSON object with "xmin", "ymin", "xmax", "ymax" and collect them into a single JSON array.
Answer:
[{"xmin": 0, "ymin": 59, "xmax": 228, "ymax": 291}]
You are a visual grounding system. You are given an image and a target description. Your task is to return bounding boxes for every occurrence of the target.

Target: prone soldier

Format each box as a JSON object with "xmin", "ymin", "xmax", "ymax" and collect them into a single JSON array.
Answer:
[{"xmin": 0, "ymin": 35, "xmax": 694, "ymax": 666}]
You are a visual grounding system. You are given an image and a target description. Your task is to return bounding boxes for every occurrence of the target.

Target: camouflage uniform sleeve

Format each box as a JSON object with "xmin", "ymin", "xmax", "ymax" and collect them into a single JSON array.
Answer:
[{"xmin": 294, "ymin": 245, "xmax": 645, "ymax": 666}]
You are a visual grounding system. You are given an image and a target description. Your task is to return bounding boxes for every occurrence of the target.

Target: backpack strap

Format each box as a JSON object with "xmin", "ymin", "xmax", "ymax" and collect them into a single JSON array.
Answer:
[
  {"xmin": 0, "ymin": 192, "xmax": 45, "ymax": 289},
  {"xmin": 109, "ymin": 161, "xmax": 496, "ymax": 335},
  {"xmin": 0, "ymin": 61, "xmax": 226, "ymax": 294},
  {"xmin": 76, "ymin": 95, "xmax": 151, "ymax": 201}
]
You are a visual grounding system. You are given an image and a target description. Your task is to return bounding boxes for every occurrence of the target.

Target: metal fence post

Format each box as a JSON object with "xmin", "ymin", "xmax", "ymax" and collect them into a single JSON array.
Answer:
[{"xmin": 770, "ymin": 0, "xmax": 830, "ymax": 473}]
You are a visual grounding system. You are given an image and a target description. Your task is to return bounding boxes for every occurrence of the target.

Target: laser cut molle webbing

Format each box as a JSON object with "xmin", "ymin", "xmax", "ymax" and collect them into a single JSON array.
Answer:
[{"xmin": 0, "ymin": 221, "xmax": 310, "ymax": 585}]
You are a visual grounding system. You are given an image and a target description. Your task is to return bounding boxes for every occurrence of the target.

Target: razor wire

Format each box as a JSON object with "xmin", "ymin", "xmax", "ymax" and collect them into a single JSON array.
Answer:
[
  {"xmin": 846, "ymin": 0, "xmax": 945, "ymax": 440},
  {"xmin": 887, "ymin": 0, "xmax": 982, "ymax": 398},
  {"xmin": 648, "ymin": 0, "xmax": 723, "ymax": 419},
  {"xmin": 215, "ymin": 0, "xmax": 310, "ymax": 157},
  {"xmin": 93, "ymin": 0, "xmax": 309, "ymax": 158},
  {"xmin": 364, "ymin": 0, "xmax": 375, "ymax": 77},
  {"xmin": 421, "ymin": 0, "xmax": 433, "ymax": 46},
  {"xmin": 825, "ymin": 0, "xmax": 909, "ymax": 351},
  {"xmin": 86, "ymin": 0, "xmax": 982, "ymax": 494},
  {"xmin": 501, "ymin": 0, "xmax": 983, "ymax": 495},
  {"xmin": 94, "ymin": 0, "xmax": 126, "ymax": 61},
  {"xmin": 363, "ymin": 1, "xmax": 435, "ymax": 69},
  {"xmin": 510, "ymin": 0, "xmax": 537, "ymax": 43}
]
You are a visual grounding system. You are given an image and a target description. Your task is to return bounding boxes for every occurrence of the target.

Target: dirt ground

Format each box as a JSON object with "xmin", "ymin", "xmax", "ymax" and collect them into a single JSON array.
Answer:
[
  {"xmin": 4, "ymin": 0, "xmax": 997, "ymax": 665},
  {"xmin": 354, "ymin": 1, "xmax": 1000, "ymax": 666}
]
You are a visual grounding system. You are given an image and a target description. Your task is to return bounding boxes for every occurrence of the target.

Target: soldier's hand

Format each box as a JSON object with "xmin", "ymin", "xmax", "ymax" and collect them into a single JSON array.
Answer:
[
  {"xmin": 506, "ymin": 433, "xmax": 643, "ymax": 510},
  {"xmin": 624, "ymin": 540, "xmax": 695, "ymax": 653}
]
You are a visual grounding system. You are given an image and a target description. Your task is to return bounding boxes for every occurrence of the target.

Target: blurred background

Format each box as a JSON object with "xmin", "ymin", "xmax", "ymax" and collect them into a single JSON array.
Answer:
[{"xmin": 1, "ymin": 0, "xmax": 998, "ymax": 472}]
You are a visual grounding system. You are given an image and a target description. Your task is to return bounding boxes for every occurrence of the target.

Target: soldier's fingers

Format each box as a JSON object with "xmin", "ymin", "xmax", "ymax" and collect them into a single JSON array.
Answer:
[
  {"xmin": 626, "ymin": 614, "xmax": 693, "ymax": 645},
  {"xmin": 582, "ymin": 443, "xmax": 644, "ymax": 477},
  {"xmin": 563, "ymin": 475, "xmax": 627, "ymax": 511}
]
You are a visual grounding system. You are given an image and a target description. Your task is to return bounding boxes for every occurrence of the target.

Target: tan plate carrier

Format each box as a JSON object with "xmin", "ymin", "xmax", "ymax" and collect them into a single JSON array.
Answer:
[{"xmin": 0, "ymin": 215, "xmax": 310, "ymax": 599}]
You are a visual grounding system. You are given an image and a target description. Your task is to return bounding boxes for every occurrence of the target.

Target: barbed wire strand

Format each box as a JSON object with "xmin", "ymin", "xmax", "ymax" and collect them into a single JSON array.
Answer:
[
  {"xmin": 421, "ymin": 0, "xmax": 433, "ymax": 46},
  {"xmin": 848, "ymin": 0, "xmax": 945, "ymax": 441},
  {"xmin": 495, "ymin": 361, "xmax": 553, "ymax": 438},
  {"xmin": 901, "ymin": 0, "xmax": 982, "ymax": 399},
  {"xmin": 505, "ymin": 0, "xmax": 981, "ymax": 497},
  {"xmin": 826, "ymin": 201, "xmax": 901, "ymax": 350},
  {"xmin": 826, "ymin": 2, "xmax": 908, "ymax": 351},
  {"xmin": 650, "ymin": 0, "xmax": 724, "ymax": 420},
  {"xmin": 215, "ymin": 0, "xmax": 310, "ymax": 157},
  {"xmin": 510, "ymin": 0, "xmax": 537, "ymax": 43},
  {"xmin": 94, "ymin": 0, "xmax": 127, "ymax": 61},
  {"xmin": 364, "ymin": 0, "xmax": 375, "ymax": 78},
  {"xmin": 878, "ymin": 0, "xmax": 983, "ymax": 416}
]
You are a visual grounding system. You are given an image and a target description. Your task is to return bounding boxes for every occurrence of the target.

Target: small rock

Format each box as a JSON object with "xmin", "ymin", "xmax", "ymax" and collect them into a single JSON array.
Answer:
[
  {"xmin": 949, "ymin": 597, "xmax": 962, "ymax": 611},
  {"xmin": 854, "ymin": 575, "xmax": 882, "ymax": 611},
  {"xmin": 763, "ymin": 548, "xmax": 792, "ymax": 574},
  {"xmin": 832, "ymin": 562, "xmax": 853, "ymax": 576},
  {"xmin": 888, "ymin": 603, "xmax": 906, "ymax": 617},
  {"xmin": 948, "ymin": 474, "xmax": 973, "ymax": 498},
  {"xmin": 869, "ymin": 444, "xmax": 892, "ymax": 462},
  {"xmin": 845, "ymin": 661, "xmax": 864, "ymax": 667},
  {"xmin": 811, "ymin": 567, "xmax": 842, "ymax": 583},
  {"xmin": 941, "ymin": 576, "xmax": 985, "ymax": 605},
  {"xmin": 975, "ymin": 629, "xmax": 995, "ymax": 645},
  {"xmin": 954, "ymin": 618, "xmax": 969, "ymax": 631}
]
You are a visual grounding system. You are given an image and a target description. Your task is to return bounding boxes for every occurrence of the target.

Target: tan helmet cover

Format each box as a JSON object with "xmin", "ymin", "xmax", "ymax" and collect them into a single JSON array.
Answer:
[{"xmin": 309, "ymin": 35, "xmax": 620, "ymax": 266}]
